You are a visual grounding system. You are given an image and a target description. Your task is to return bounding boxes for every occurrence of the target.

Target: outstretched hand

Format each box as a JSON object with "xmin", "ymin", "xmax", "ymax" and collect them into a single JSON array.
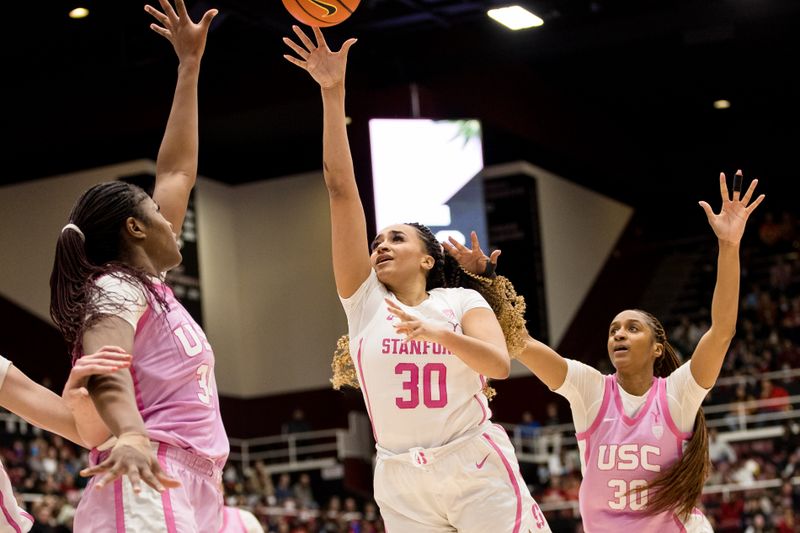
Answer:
[
  {"xmin": 80, "ymin": 432, "xmax": 180, "ymax": 494},
  {"xmin": 699, "ymin": 171, "xmax": 765, "ymax": 246},
  {"xmin": 145, "ymin": 0, "xmax": 217, "ymax": 65},
  {"xmin": 385, "ymin": 298, "xmax": 448, "ymax": 343},
  {"xmin": 283, "ymin": 25, "xmax": 357, "ymax": 89},
  {"xmin": 443, "ymin": 231, "xmax": 501, "ymax": 276}
]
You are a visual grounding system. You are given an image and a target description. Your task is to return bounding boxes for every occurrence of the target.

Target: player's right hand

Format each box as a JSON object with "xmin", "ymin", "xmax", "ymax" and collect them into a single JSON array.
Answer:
[
  {"xmin": 443, "ymin": 231, "xmax": 501, "ymax": 276},
  {"xmin": 80, "ymin": 432, "xmax": 181, "ymax": 493}
]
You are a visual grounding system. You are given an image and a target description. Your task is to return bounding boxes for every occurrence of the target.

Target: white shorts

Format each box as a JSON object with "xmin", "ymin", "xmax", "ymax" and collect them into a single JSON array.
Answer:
[
  {"xmin": 374, "ymin": 423, "xmax": 550, "ymax": 533},
  {"xmin": 0, "ymin": 460, "xmax": 33, "ymax": 533}
]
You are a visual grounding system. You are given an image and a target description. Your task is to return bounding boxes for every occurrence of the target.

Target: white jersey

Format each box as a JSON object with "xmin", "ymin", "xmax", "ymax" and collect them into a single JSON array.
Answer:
[
  {"xmin": 0, "ymin": 357, "xmax": 34, "ymax": 533},
  {"xmin": 341, "ymin": 270, "xmax": 493, "ymax": 454}
]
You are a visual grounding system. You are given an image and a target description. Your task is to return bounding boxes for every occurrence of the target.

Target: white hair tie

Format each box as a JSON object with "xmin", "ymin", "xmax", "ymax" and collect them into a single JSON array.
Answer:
[{"xmin": 61, "ymin": 223, "xmax": 85, "ymax": 242}]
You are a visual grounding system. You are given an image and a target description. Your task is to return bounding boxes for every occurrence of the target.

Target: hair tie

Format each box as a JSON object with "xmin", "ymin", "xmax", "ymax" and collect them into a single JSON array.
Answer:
[{"xmin": 61, "ymin": 223, "xmax": 85, "ymax": 242}]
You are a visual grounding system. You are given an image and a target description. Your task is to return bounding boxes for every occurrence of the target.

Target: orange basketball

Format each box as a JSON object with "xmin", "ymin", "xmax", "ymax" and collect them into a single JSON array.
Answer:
[{"xmin": 282, "ymin": 0, "xmax": 360, "ymax": 27}]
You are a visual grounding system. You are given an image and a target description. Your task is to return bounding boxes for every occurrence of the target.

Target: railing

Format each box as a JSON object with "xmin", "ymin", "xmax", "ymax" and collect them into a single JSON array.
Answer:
[{"xmin": 229, "ymin": 429, "xmax": 347, "ymax": 473}]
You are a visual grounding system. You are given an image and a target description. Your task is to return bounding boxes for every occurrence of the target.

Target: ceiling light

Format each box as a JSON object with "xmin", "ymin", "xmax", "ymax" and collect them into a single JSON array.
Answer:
[
  {"xmin": 488, "ymin": 6, "xmax": 544, "ymax": 30},
  {"xmin": 69, "ymin": 7, "xmax": 89, "ymax": 19},
  {"xmin": 713, "ymin": 99, "xmax": 731, "ymax": 110}
]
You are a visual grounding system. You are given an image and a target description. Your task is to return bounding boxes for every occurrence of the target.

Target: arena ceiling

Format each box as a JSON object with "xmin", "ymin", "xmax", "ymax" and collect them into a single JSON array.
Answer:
[{"xmin": 2, "ymin": 0, "xmax": 798, "ymax": 212}]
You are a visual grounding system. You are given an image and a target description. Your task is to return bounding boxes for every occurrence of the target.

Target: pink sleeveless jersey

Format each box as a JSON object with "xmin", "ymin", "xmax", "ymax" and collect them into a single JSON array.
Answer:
[
  {"xmin": 577, "ymin": 375, "xmax": 695, "ymax": 532},
  {"xmin": 131, "ymin": 282, "xmax": 228, "ymax": 464}
]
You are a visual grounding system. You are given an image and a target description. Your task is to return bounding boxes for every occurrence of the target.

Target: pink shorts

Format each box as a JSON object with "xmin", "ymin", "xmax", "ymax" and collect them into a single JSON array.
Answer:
[{"xmin": 74, "ymin": 442, "xmax": 224, "ymax": 533}]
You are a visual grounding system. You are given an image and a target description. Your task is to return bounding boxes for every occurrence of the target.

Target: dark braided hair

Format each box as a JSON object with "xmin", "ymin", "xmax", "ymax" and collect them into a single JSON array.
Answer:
[
  {"xmin": 628, "ymin": 309, "xmax": 711, "ymax": 520},
  {"xmin": 50, "ymin": 181, "xmax": 168, "ymax": 354},
  {"xmin": 404, "ymin": 222, "xmax": 464, "ymax": 291}
]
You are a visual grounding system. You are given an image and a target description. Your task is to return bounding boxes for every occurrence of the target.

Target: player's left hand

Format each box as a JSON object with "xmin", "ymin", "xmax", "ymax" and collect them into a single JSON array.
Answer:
[
  {"xmin": 443, "ymin": 231, "xmax": 501, "ymax": 276},
  {"xmin": 144, "ymin": 0, "xmax": 217, "ymax": 65},
  {"xmin": 385, "ymin": 298, "xmax": 449, "ymax": 343},
  {"xmin": 699, "ymin": 171, "xmax": 765, "ymax": 246}
]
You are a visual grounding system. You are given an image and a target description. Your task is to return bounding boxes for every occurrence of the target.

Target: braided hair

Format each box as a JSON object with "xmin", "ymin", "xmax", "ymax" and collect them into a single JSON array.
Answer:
[
  {"xmin": 628, "ymin": 309, "xmax": 711, "ymax": 520},
  {"xmin": 50, "ymin": 181, "xmax": 168, "ymax": 354}
]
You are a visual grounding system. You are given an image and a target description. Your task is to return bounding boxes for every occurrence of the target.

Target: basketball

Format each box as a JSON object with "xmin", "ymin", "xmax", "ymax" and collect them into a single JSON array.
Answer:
[{"xmin": 282, "ymin": 0, "xmax": 360, "ymax": 27}]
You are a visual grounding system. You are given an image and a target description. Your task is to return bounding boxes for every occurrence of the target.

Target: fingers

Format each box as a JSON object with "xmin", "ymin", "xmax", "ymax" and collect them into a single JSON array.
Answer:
[
  {"xmin": 283, "ymin": 54, "xmax": 307, "ymax": 70},
  {"xmin": 174, "ymin": 0, "xmax": 189, "ymax": 19},
  {"xmin": 71, "ymin": 363, "xmax": 128, "ymax": 380},
  {"xmin": 746, "ymin": 194, "xmax": 766, "ymax": 215},
  {"xmin": 90, "ymin": 345, "xmax": 130, "ymax": 356},
  {"xmin": 95, "ymin": 462, "xmax": 125, "ymax": 489},
  {"xmin": 144, "ymin": 4, "xmax": 170, "ymax": 26},
  {"xmin": 489, "ymin": 249, "xmax": 502, "ymax": 265},
  {"xmin": 385, "ymin": 298, "xmax": 411, "ymax": 317},
  {"xmin": 447, "ymin": 235, "xmax": 469, "ymax": 253},
  {"xmin": 140, "ymin": 470, "xmax": 166, "ymax": 493},
  {"xmin": 732, "ymin": 169, "xmax": 743, "ymax": 200},
  {"xmin": 127, "ymin": 465, "xmax": 143, "ymax": 494},
  {"xmin": 80, "ymin": 462, "xmax": 110, "ymax": 479},
  {"xmin": 741, "ymin": 178, "xmax": 758, "ymax": 205},
  {"xmin": 470, "ymin": 231, "xmax": 482, "ymax": 252},
  {"xmin": 292, "ymin": 25, "xmax": 316, "ymax": 52},
  {"xmin": 157, "ymin": 0, "xmax": 179, "ymax": 23},
  {"xmin": 283, "ymin": 37, "xmax": 309, "ymax": 59},
  {"xmin": 199, "ymin": 9, "xmax": 218, "ymax": 30},
  {"xmin": 698, "ymin": 201, "xmax": 715, "ymax": 224},
  {"xmin": 312, "ymin": 26, "xmax": 327, "ymax": 49},
  {"xmin": 150, "ymin": 24, "xmax": 173, "ymax": 40},
  {"xmin": 340, "ymin": 38, "xmax": 357, "ymax": 56},
  {"xmin": 719, "ymin": 172, "xmax": 730, "ymax": 203},
  {"xmin": 157, "ymin": 471, "xmax": 182, "ymax": 488}
]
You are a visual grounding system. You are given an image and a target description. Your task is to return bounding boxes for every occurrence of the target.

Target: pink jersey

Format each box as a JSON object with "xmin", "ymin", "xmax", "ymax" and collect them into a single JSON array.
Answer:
[
  {"xmin": 130, "ymin": 281, "xmax": 228, "ymax": 464},
  {"xmin": 577, "ymin": 374, "xmax": 702, "ymax": 532}
]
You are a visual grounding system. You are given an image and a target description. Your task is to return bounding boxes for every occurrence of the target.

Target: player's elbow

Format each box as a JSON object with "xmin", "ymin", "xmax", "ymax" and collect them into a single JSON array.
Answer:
[{"xmin": 489, "ymin": 355, "xmax": 511, "ymax": 380}]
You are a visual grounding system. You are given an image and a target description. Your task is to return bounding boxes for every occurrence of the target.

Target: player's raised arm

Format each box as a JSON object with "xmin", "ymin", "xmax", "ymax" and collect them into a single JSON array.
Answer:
[
  {"xmin": 283, "ymin": 26, "xmax": 369, "ymax": 298},
  {"xmin": 690, "ymin": 171, "xmax": 764, "ymax": 388}
]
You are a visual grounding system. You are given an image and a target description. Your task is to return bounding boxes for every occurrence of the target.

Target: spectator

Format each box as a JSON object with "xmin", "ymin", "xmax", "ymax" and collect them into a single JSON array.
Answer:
[
  {"xmin": 275, "ymin": 473, "xmax": 293, "ymax": 503},
  {"xmin": 760, "ymin": 379, "xmax": 791, "ymax": 414},
  {"xmin": 709, "ymin": 428, "xmax": 737, "ymax": 464},
  {"xmin": 283, "ymin": 409, "xmax": 312, "ymax": 435},
  {"xmin": 292, "ymin": 473, "xmax": 317, "ymax": 509}
]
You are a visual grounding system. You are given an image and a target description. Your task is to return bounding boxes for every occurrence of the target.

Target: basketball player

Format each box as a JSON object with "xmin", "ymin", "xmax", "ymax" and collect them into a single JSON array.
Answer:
[
  {"xmin": 0, "ymin": 345, "xmax": 133, "ymax": 532},
  {"xmin": 282, "ymin": 26, "xmax": 550, "ymax": 532},
  {"xmin": 49, "ymin": 1, "xmax": 228, "ymax": 530},
  {"xmin": 447, "ymin": 172, "xmax": 764, "ymax": 531}
]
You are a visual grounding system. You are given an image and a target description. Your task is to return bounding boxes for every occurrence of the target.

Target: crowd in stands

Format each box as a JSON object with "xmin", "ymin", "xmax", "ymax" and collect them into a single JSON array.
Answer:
[{"xmin": 1, "ymin": 210, "xmax": 798, "ymax": 532}]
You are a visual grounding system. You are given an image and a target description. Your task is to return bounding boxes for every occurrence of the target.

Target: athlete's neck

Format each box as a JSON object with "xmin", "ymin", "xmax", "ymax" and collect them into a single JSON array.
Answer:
[
  {"xmin": 390, "ymin": 281, "xmax": 429, "ymax": 307},
  {"xmin": 616, "ymin": 371, "xmax": 654, "ymax": 396}
]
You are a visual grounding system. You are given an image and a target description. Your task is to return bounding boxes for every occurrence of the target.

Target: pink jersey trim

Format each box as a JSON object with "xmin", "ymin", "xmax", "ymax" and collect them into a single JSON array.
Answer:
[
  {"xmin": 20, "ymin": 512, "xmax": 32, "ymax": 524},
  {"xmin": 482, "ymin": 432, "xmax": 522, "ymax": 533},
  {"xmin": 355, "ymin": 338, "xmax": 378, "ymax": 442},
  {"xmin": 658, "ymin": 378, "xmax": 693, "ymax": 442},
  {"xmin": 157, "ymin": 444, "xmax": 178, "ymax": 533},
  {"xmin": 613, "ymin": 375, "xmax": 657, "ymax": 426},
  {"xmin": 135, "ymin": 304, "xmax": 153, "ymax": 332},
  {"xmin": 575, "ymin": 374, "xmax": 614, "ymax": 440},
  {"xmin": 474, "ymin": 375, "xmax": 489, "ymax": 424},
  {"xmin": 114, "ymin": 478, "xmax": 126, "ymax": 533},
  {"xmin": 0, "ymin": 490, "xmax": 23, "ymax": 533},
  {"xmin": 672, "ymin": 513, "xmax": 688, "ymax": 532},
  {"xmin": 128, "ymin": 364, "xmax": 146, "ymax": 413}
]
